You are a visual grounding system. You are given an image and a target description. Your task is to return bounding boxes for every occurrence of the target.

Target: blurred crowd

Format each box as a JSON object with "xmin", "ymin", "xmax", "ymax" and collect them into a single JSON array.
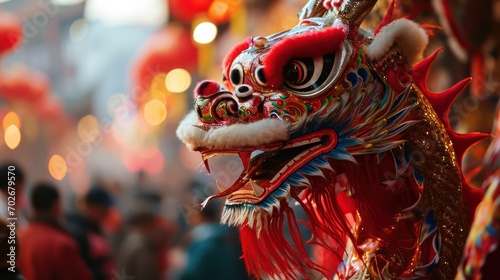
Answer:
[{"xmin": 0, "ymin": 163, "xmax": 249, "ymax": 280}]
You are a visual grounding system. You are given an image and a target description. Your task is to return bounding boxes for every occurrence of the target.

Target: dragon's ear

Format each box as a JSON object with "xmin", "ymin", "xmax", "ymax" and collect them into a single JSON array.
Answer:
[{"xmin": 367, "ymin": 19, "xmax": 428, "ymax": 66}]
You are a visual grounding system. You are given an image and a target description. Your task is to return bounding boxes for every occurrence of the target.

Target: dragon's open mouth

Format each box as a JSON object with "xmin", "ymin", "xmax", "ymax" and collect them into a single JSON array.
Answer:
[{"xmin": 197, "ymin": 129, "xmax": 338, "ymax": 205}]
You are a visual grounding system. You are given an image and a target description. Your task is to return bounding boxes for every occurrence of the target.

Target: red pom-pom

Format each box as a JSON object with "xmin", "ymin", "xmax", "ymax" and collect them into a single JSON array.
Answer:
[{"xmin": 194, "ymin": 80, "xmax": 221, "ymax": 98}]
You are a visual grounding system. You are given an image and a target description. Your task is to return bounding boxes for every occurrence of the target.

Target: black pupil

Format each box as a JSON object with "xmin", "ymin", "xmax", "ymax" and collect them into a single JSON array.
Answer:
[
  {"xmin": 284, "ymin": 63, "xmax": 302, "ymax": 85},
  {"xmin": 230, "ymin": 68, "xmax": 242, "ymax": 85},
  {"xmin": 257, "ymin": 68, "xmax": 267, "ymax": 84}
]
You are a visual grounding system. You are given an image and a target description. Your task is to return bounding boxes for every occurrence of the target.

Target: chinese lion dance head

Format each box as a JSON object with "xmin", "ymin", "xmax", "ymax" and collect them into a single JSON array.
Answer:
[{"xmin": 177, "ymin": 0, "xmax": 488, "ymax": 278}]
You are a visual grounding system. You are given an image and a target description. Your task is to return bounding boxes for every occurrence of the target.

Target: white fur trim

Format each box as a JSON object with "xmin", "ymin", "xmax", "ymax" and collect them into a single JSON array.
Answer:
[
  {"xmin": 367, "ymin": 19, "xmax": 429, "ymax": 65},
  {"xmin": 176, "ymin": 111, "xmax": 290, "ymax": 150}
]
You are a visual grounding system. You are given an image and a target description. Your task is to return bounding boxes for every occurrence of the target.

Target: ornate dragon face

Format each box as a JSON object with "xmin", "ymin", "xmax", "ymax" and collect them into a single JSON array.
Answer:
[
  {"xmin": 178, "ymin": 1, "xmax": 487, "ymax": 279},
  {"xmin": 178, "ymin": 0, "xmax": 425, "ymax": 228}
]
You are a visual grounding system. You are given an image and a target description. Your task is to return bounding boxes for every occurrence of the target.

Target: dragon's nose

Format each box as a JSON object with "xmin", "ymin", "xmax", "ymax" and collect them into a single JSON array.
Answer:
[
  {"xmin": 234, "ymin": 84, "xmax": 254, "ymax": 99},
  {"xmin": 193, "ymin": 80, "xmax": 265, "ymax": 125}
]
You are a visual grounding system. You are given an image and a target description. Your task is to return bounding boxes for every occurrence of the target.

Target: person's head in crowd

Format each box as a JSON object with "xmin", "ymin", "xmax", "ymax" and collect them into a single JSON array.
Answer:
[
  {"xmin": 81, "ymin": 186, "xmax": 114, "ymax": 223},
  {"xmin": 0, "ymin": 162, "xmax": 25, "ymax": 195},
  {"xmin": 128, "ymin": 205, "xmax": 156, "ymax": 236},
  {"xmin": 30, "ymin": 182, "xmax": 61, "ymax": 218}
]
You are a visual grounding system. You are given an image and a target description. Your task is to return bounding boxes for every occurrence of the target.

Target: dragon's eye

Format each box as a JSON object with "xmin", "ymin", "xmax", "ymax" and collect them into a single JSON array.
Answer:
[
  {"xmin": 284, "ymin": 54, "xmax": 333, "ymax": 93},
  {"xmin": 255, "ymin": 66, "xmax": 267, "ymax": 85},
  {"xmin": 284, "ymin": 58, "xmax": 312, "ymax": 87},
  {"xmin": 282, "ymin": 43, "xmax": 353, "ymax": 98},
  {"xmin": 230, "ymin": 64, "xmax": 244, "ymax": 86}
]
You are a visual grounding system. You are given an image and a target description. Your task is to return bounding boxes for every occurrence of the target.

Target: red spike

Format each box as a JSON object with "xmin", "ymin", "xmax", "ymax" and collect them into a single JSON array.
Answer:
[
  {"xmin": 414, "ymin": 48, "xmax": 491, "ymax": 219},
  {"xmin": 413, "ymin": 47, "xmax": 443, "ymax": 84},
  {"xmin": 413, "ymin": 48, "xmax": 471, "ymax": 123},
  {"xmin": 448, "ymin": 130, "xmax": 491, "ymax": 218},
  {"xmin": 426, "ymin": 78, "xmax": 472, "ymax": 122},
  {"xmin": 374, "ymin": 0, "xmax": 395, "ymax": 35},
  {"xmin": 449, "ymin": 131, "xmax": 491, "ymax": 163}
]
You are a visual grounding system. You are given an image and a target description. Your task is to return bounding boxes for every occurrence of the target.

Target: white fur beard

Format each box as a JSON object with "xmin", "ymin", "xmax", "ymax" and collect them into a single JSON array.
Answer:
[{"xmin": 221, "ymin": 204, "xmax": 273, "ymax": 231}]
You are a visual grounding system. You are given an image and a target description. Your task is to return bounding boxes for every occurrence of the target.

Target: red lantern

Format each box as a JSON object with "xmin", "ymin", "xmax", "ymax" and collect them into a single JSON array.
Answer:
[
  {"xmin": 130, "ymin": 24, "xmax": 198, "ymax": 102},
  {"xmin": 0, "ymin": 9, "xmax": 22, "ymax": 54},
  {"xmin": 168, "ymin": 0, "xmax": 213, "ymax": 23},
  {"xmin": 0, "ymin": 65, "xmax": 50, "ymax": 102}
]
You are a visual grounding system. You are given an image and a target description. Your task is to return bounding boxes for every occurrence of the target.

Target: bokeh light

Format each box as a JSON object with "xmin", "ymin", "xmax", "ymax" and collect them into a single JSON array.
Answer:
[
  {"xmin": 122, "ymin": 151, "xmax": 143, "ymax": 172},
  {"xmin": 48, "ymin": 154, "xmax": 67, "ymax": 181},
  {"xmin": 193, "ymin": 22, "xmax": 218, "ymax": 44},
  {"xmin": 143, "ymin": 149, "xmax": 164, "ymax": 174},
  {"xmin": 165, "ymin": 68, "xmax": 192, "ymax": 93},
  {"xmin": 209, "ymin": 1, "xmax": 230, "ymax": 23},
  {"xmin": 2, "ymin": 111, "xmax": 21, "ymax": 131},
  {"xmin": 4, "ymin": 124, "xmax": 21, "ymax": 150},
  {"xmin": 143, "ymin": 99, "xmax": 167, "ymax": 126},
  {"xmin": 150, "ymin": 90, "xmax": 167, "ymax": 105},
  {"xmin": 69, "ymin": 18, "xmax": 88, "ymax": 42},
  {"xmin": 77, "ymin": 114, "xmax": 100, "ymax": 143}
]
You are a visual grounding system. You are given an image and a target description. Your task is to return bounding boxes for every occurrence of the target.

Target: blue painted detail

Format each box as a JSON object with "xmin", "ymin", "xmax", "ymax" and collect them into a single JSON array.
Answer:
[
  {"xmin": 357, "ymin": 67, "xmax": 368, "ymax": 82},
  {"xmin": 346, "ymin": 72, "xmax": 358, "ymax": 86}
]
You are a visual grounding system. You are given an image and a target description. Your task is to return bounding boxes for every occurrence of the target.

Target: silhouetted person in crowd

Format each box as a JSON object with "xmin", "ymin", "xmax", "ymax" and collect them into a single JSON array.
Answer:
[
  {"xmin": 0, "ymin": 217, "xmax": 24, "ymax": 280},
  {"xmin": 18, "ymin": 182, "xmax": 91, "ymax": 280},
  {"xmin": 119, "ymin": 208, "xmax": 161, "ymax": 280},
  {"xmin": 118, "ymin": 191, "xmax": 177, "ymax": 280},
  {"xmin": 180, "ymin": 200, "xmax": 249, "ymax": 280},
  {"xmin": 68, "ymin": 185, "xmax": 115, "ymax": 280}
]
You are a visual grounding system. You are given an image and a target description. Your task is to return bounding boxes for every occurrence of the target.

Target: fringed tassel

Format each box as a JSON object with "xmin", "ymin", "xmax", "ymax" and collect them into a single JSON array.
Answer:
[
  {"xmin": 293, "ymin": 181, "xmax": 358, "ymax": 278},
  {"xmin": 240, "ymin": 201, "xmax": 318, "ymax": 279}
]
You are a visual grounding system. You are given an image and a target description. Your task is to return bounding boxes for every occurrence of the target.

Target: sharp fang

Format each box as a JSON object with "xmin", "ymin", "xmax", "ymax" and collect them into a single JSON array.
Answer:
[
  {"xmin": 204, "ymin": 159, "xmax": 210, "ymax": 173},
  {"xmin": 217, "ymin": 181, "xmax": 229, "ymax": 192},
  {"xmin": 239, "ymin": 151, "xmax": 251, "ymax": 170},
  {"xmin": 250, "ymin": 150, "xmax": 264, "ymax": 160},
  {"xmin": 250, "ymin": 180, "xmax": 265, "ymax": 197}
]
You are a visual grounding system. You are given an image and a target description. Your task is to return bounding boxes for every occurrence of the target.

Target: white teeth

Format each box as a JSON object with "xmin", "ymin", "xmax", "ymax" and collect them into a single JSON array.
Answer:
[
  {"xmin": 284, "ymin": 137, "xmax": 321, "ymax": 149},
  {"xmin": 250, "ymin": 180, "xmax": 265, "ymax": 197},
  {"xmin": 217, "ymin": 181, "xmax": 229, "ymax": 192}
]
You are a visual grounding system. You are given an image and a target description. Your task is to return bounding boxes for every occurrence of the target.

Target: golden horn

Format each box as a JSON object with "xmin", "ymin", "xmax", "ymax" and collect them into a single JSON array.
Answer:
[
  {"xmin": 299, "ymin": 0, "xmax": 328, "ymax": 20},
  {"xmin": 338, "ymin": 0, "xmax": 378, "ymax": 26}
]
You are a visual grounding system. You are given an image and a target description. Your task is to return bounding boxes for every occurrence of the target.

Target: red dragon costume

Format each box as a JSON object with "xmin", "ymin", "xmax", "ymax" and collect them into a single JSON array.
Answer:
[{"xmin": 177, "ymin": 0, "xmax": 490, "ymax": 278}]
